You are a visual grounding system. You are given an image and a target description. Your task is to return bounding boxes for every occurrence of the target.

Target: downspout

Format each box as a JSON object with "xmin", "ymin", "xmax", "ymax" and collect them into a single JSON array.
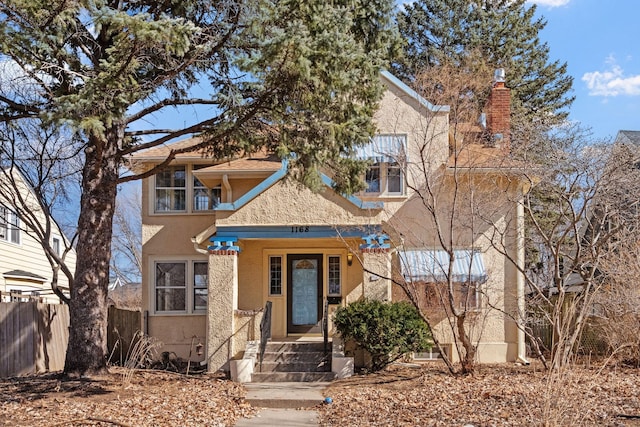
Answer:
[
  {"xmin": 222, "ymin": 174, "xmax": 232, "ymax": 203},
  {"xmin": 516, "ymin": 199, "xmax": 530, "ymax": 365},
  {"xmin": 192, "ymin": 237, "xmax": 209, "ymax": 255}
]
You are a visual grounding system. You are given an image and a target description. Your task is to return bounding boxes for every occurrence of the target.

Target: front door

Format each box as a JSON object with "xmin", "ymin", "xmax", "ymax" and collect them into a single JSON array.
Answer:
[{"xmin": 287, "ymin": 254, "xmax": 323, "ymax": 334}]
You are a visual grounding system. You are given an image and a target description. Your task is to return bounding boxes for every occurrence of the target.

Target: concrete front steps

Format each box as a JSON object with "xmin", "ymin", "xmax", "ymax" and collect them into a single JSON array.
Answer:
[{"xmin": 251, "ymin": 341, "xmax": 336, "ymax": 383}]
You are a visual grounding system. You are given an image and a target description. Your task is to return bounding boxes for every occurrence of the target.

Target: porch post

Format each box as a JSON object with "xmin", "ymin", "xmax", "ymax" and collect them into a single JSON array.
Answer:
[
  {"xmin": 206, "ymin": 240, "xmax": 239, "ymax": 373},
  {"xmin": 360, "ymin": 234, "xmax": 392, "ymax": 301}
]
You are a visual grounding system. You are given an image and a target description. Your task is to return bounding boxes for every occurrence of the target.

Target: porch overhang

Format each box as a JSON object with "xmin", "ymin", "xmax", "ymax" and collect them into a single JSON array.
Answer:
[{"xmin": 212, "ymin": 225, "xmax": 383, "ymax": 240}]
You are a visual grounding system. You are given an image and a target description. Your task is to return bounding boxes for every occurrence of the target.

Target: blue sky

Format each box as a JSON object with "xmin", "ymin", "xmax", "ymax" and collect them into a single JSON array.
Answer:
[{"xmin": 528, "ymin": 0, "xmax": 640, "ymax": 140}]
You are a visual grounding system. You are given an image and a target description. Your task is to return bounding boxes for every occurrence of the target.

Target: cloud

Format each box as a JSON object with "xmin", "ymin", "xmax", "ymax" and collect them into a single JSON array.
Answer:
[
  {"xmin": 526, "ymin": 0, "xmax": 570, "ymax": 7},
  {"xmin": 582, "ymin": 56, "xmax": 640, "ymax": 97}
]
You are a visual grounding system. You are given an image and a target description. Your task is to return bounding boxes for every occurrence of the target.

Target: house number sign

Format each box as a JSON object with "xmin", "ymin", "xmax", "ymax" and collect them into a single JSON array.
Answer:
[{"xmin": 291, "ymin": 225, "xmax": 310, "ymax": 233}]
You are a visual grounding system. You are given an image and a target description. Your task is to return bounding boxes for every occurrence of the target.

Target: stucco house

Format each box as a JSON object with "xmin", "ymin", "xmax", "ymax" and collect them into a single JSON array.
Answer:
[
  {"xmin": 130, "ymin": 70, "xmax": 528, "ymax": 377},
  {"xmin": 0, "ymin": 169, "xmax": 76, "ymax": 304}
]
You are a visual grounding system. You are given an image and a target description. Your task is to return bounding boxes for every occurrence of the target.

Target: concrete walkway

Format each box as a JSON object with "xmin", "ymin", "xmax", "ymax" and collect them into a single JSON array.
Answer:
[{"xmin": 234, "ymin": 382, "xmax": 329, "ymax": 427}]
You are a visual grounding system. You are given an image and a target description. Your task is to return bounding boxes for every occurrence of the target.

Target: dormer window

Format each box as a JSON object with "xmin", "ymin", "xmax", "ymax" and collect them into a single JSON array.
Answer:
[{"xmin": 356, "ymin": 134, "xmax": 407, "ymax": 196}]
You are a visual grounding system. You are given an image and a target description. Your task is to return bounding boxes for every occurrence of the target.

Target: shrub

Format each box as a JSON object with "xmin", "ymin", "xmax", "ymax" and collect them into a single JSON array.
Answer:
[{"xmin": 333, "ymin": 299, "xmax": 432, "ymax": 371}]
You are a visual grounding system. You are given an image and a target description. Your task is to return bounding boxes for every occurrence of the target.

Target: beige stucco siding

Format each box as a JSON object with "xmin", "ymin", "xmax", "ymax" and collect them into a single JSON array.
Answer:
[
  {"xmin": 215, "ymin": 178, "xmax": 385, "ymax": 227},
  {"xmin": 375, "ymin": 76, "xmax": 450, "ymax": 191},
  {"xmin": 138, "ymin": 74, "xmax": 527, "ymax": 368}
]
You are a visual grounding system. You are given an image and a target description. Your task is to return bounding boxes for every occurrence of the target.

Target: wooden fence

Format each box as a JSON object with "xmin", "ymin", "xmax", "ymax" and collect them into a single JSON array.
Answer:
[
  {"xmin": 0, "ymin": 301, "xmax": 69, "ymax": 378},
  {"xmin": 107, "ymin": 306, "xmax": 142, "ymax": 366},
  {"xmin": 1, "ymin": 302, "xmax": 142, "ymax": 378}
]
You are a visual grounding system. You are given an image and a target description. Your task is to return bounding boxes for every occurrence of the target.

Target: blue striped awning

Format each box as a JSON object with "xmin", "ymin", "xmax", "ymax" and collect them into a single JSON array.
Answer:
[
  {"xmin": 353, "ymin": 135, "xmax": 407, "ymax": 163},
  {"xmin": 399, "ymin": 249, "xmax": 488, "ymax": 283}
]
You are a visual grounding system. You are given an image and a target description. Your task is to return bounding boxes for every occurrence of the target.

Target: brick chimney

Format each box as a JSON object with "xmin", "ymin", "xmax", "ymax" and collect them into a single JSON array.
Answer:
[{"xmin": 485, "ymin": 68, "xmax": 510, "ymax": 151}]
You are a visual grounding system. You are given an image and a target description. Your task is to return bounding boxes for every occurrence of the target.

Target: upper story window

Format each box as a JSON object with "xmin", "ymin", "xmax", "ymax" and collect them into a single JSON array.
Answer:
[
  {"xmin": 356, "ymin": 135, "xmax": 407, "ymax": 196},
  {"xmin": 154, "ymin": 165, "xmax": 221, "ymax": 213},
  {"xmin": 52, "ymin": 236, "xmax": 61, "ymax": 256},
  {"xmin": 0, "ymin": 205, "xmax": 20, "ymax": 244},
  {"xmin": 193, "ymin": 175, "xmax": 221, "ymax": 211},
  {"xmin": 155, "ymin": 166, "xmax": 186, "ymax": 212}
]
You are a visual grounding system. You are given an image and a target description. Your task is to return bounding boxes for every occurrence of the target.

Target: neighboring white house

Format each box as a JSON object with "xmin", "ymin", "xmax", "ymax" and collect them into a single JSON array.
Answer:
[{"xmin": 0, "ymin": 169, "xmax": 76, "ymax": 304}]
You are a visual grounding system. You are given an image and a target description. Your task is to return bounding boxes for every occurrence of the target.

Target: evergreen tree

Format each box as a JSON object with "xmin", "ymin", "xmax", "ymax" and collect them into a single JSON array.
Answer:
[
  {"xmin": 396, "ymin": 0, "xmax": 574, "ymax": 125},
  {"xmin": 0, "ymin": 0, "xmax": 398, "ymax": 375}
]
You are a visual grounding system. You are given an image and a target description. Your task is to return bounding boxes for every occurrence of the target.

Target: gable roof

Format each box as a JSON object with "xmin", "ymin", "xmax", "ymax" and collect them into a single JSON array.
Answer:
[
  {"xmin": 615, "ymin": 130, "xmax": 640, "ymax": 145},
  {"xmin": 129, "ymin": 137, "xmax": 215, "ymax": 161},
  {"xmin": 194, "ymin": 151, "xmax": 281, "ymax": 175},
  {"xmin": 380, "ymin": 70, "xmax": 450, "ymax": 113}
]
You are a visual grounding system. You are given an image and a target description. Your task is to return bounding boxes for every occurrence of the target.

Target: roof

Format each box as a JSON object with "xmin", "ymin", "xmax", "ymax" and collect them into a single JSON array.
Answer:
[
  {"xmin": 615, "ymin": 130, "xmax": 640, "ymax": 145},
  {"xmin": 380, "ymin": 70, "xmax": 450, "ymax": 113},
  {"xmin": 128, "ymin": 137, "xmax": 214, "ymax": 161},
  {"xmin": 447, "ymin": 144, "xmax": 526, "ymax": 170},
  {"xmin": 194, "ymin": 151, "xmax": 282, "ymax": 174},
  {"xmin": 3, "ymin": 269, "xmax": 47, "ymax": 282}
]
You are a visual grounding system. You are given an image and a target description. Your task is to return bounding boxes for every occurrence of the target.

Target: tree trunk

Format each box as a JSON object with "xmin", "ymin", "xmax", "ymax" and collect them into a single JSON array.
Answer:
[
  {"xmin": 457, "ymin": 314, "xmax": 476, "ymax": 374},
  {"xmin": 64, "ymin": 132, "xmax": 120, "ymax": 376}
]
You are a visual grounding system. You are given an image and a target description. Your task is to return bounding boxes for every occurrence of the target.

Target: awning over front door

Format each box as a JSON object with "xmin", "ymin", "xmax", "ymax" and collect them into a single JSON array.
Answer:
[{"xmin": 399, "ymin": 249, "xmax": 488, "ymax": 283}]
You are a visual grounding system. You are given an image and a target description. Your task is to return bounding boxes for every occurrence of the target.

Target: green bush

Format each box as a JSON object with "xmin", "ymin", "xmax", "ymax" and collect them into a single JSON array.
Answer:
[{"xmin": 333, "ymin": 299, "xmax": 432, "ymax": 371}]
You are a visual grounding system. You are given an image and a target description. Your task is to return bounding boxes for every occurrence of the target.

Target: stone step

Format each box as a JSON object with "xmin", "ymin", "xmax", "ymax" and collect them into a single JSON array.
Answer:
[
  {"xmin": 263, "ymin": 341, "xmax": 328, "ymax": 353},
  {"xmin": 257, "ymin": 360, "xmax": 330, "ymax": 373},
  {"xmin": 243, "ymin": 382, "xmax": 329, "ymax": 409},
  {"xmin": 261, "ymin": 351, "xmax": 327, "ymax": 363},
  {"xmin": 251, "ymin": 371, "xmax": 337, "ymax": 383}
]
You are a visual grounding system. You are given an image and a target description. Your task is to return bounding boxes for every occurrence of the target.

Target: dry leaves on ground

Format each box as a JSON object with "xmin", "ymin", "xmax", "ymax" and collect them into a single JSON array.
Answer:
[
  {"xmin": 0, "ymin": 367, "xmax": 256, "ymax": 427},
  {"xmin": 319, "ymin": 362, "xmax": 640, "ymax": 427}
]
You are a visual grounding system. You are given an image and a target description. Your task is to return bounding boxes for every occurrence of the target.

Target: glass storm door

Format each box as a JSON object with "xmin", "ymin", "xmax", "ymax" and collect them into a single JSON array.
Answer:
[{"xmin": 287, "ymin": 254, "xmax": 323, "ymax": 334}]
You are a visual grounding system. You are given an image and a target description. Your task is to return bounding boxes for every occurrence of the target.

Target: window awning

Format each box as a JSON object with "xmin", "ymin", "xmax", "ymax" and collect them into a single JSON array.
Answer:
[
  {"xmin": 399, "ymin": 250, "xmax": 488, "ymax": 283},
  {"xmin": 353, "ymin": 135, "xmax": 407, "ymax": 163}
]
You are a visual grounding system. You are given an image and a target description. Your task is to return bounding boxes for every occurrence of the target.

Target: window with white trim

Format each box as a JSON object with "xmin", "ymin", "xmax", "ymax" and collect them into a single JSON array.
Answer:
[
  {"xmin": 269, "ymin": 256, "xmax": 282, "ymax": 295},
  {"xmin": 365, "ymin": 161, "xmax": 404, "ymax": 195},
  {"xmin": 193, "ymin": 175, "xmax": 221, "ymax": 211},
  {"xmin": 0, "ymin": 205, "xmax": 20, "ymax": 244},
  {"xmin": 155, "ymin": 166, "xmax": 186, "ymax": 212},
  {"xmin": 154, "ymin": 260, "xmax": 208, "ymax": 314},
  {"xmin": 328, "ymin": 256, "xmax": 341, "ymax": 295},
  {"xmin": 155, "ymin": 262, "xmax": 186, "ymax": 312},
  {"xmin": 193, "ymin": 261, "xmax": 208, "ymax": 311},
  {"xmin": 356, "ymin": 134, "xmax": 407, "ymax": 196},
  {"xmin": 52, "ymin": 236, "xmax": 61, "ymax": 256}
]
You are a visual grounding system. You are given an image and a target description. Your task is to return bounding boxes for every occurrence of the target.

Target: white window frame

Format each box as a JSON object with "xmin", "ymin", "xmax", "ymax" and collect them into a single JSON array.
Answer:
[
  {"xmin": 365, "ymin": 161, "xmax": 404, "ymax": 196},
  {"xmin": 152, "ymin": 258, "xmax": 208, "ymax": 315},
  {"xmin": 0, "ymin": 205, "xmax": 21, "ymax": 244},
  {"xmin": 153, "ymin": 165, "xmax": 222, "ymax": 214},
  {"xmin": 52, "ymin": 236, "xmax": 61, "ymax": 256},
  {"xmin": 359, "ymin": 134, "xmax": 407, "ymax": 197},
  {"xmin": 154, "ymin": 166, "xmax": 187, "ymax": 213},
  {"xmin": 193, "ymin": 261, "xmax": 208, "ymax": 312}
]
